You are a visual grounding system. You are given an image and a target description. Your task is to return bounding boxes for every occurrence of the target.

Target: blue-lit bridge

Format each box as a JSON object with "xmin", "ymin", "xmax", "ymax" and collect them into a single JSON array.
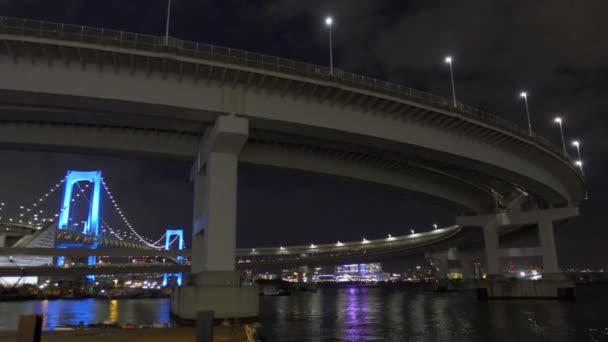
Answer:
[{"xmin": 0, "ymin": 170, "xmax": 187, "ymax": 287}]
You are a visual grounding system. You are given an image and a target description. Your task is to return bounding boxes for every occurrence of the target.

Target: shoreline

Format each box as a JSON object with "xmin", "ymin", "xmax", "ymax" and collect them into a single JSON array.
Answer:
[{"xmin": 0, "ymin": 326, "xmax": 257, "ymax": 342}]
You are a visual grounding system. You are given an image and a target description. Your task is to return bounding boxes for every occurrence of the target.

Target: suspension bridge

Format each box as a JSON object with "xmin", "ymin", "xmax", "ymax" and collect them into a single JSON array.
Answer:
[{"xmin": 0, "ymin": 169, "xmax": 186, "ymax": 285}]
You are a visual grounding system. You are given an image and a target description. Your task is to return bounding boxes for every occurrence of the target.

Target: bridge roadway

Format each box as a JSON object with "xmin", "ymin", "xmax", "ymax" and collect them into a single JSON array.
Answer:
[
  {"xmin": 0, "ymin": 226, "xmax": 468, "ymax": 275},
  {"xmin": 0, "ymin": 222, "xmax": 39, "ymax": 237},
  {"xmin": 0, "ymin": 17, "xmax": 584, "ymax": 215},
  {"xmin": 0, "ymin": 263, "xmax": 190, "ymax": 277}
]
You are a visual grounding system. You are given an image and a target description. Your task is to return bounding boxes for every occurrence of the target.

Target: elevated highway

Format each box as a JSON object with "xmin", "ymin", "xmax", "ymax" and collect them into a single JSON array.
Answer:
[
  {"xmin": 0, "ymin": 17, "xmax": 586, "ymax": 315},
  {"xmin": 0, "ymin": 226, "xmax": 466, "ymax": 271},
  {"xmin": 0, "ymin": 263, "xmax": 189, "ymax": 277},
  {"xmin": 0, "ymin": 17, "xmax": 584, "ymax": 215}
]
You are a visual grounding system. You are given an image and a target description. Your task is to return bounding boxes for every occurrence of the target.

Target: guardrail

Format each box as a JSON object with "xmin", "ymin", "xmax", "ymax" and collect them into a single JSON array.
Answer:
[{"xmin": 0, "ymin": 16, "xmax": 580, "ymax": 172}]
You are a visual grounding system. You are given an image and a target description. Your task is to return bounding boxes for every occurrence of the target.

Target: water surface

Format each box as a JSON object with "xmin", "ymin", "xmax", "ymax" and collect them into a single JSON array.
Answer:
[{"xmin": 2, "ymin": 286, "xmax": 608, "ymax": 341}]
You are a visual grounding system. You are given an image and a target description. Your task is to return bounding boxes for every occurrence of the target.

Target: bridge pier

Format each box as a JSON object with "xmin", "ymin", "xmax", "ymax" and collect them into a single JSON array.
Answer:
[
  {"xmin": 428, "ymin": 247, "xmax": 477, "ymax": 292},
  {"xmin": 457, "ymin": 207, "xmax": 578, "ymax": 299},
  {"xmin": 171, "ymin": 115, "xmax": 258, "ymax": 322}
]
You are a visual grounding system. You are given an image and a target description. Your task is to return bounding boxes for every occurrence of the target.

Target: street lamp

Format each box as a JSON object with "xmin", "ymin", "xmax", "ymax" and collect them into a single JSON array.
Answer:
[
  {"xmin": 444, "ymin": 56, "xmax": 456, "ymax": 107},
  {"xmin": 433, "ymin": 224, "xmax": 438, "ymax": 230},
  {"xmin": 164, "ymin": 0, "xmax": 172, "ymax": 46},
  {"xmin": 554, "ymin": 117, "xmax": 567, "ymax": 155},
  {"xmin": 410, "ymin": 229, "xmax": 415, "ymax": 234},
  {"xmin": 325, "ymin": 16, "xmax": 334, "ymax": 75},
  {"xmin": 519, "ymin": 92, "xmax": 532, "ymax": 136},
  {"xmin": 571, "ymin": 140, "xmax": 584, "ymax": 175}
]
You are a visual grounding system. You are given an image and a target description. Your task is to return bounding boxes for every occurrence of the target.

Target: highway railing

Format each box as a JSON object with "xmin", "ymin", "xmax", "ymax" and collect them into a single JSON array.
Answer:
[{"xmin": 0, "ymin": 16, "xmax": 580, "ymax": 173}]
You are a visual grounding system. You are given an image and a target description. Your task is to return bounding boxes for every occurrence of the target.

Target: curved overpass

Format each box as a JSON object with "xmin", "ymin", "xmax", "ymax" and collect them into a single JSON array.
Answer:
[
  {"xmin": 236, "ymin": 226, "xmax": 470, "ymax": 268},
  {"xmin": 0, "ymin": 17, "xmax": 585, "ymax": 215},
  {"xmin": 0, "ymin": 226, "xmax": 468, "ymax": 274}
]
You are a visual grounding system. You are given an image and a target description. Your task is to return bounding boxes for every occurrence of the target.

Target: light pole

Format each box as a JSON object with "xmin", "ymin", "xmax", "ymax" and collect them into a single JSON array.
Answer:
[
  {"xmin": 325, "ymin": 16, "xmax": 334, "ymax": 75},
  {"xmin": 554, "ymin": 117, "xmax": 566, "ymax": 155},
  {"xmin": 444, "ymin": 56, "xmax": 456, "ymax": 107},
  {"xmin": 520, "ymin": 92, "xmax": 532, "ymax": 136},
  {"xmin": 164, "ymin": 0, "xmax": 172, "ymax": 46},
  {"xmin": 571, "ymin": 140, "xmax": 584, "ymax": 175}
]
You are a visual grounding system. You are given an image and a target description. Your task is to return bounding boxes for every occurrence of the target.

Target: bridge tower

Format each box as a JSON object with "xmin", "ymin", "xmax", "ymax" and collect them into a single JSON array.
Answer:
[
  {"xmin": 163, "ymin": 229, "xmax": 184, "ymax": 286},
  {"xmin": 56, "ymin": 170, "xmax": 102, "ymax": 274}
]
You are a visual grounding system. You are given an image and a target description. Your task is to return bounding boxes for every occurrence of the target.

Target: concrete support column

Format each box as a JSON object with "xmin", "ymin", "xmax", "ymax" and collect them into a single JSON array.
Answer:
[
  {"xmin": 0, "ymin": 235, "xmax": 6, "ymax": 248},
  {"xmin": 457, "ymin": 207, "xmax": 579, "ymax": 299},
  {"xmin": 482, "ymin": 222, "xmax": 500, "ymax": 275},
  {"xmin": 538, "ymin": 217, "xmax": 559, "ymax": 273},
  {"xmin": 434, "ymin": 252, "xmax": 449, "ymax": 279},
  {"xmin": 191, "ymin": 115, "xmax": 248, "ymax": 274},
  {"xmin": 460, "ymin": 256, "xmax": 475, "ymax": 279},
  {"xmin": 298, "ymin": 265, "xmax": 311, "ymax": 283},
  {"xmin": 172, "ymin": 115, "xmax": 259, "ymax": 321}
]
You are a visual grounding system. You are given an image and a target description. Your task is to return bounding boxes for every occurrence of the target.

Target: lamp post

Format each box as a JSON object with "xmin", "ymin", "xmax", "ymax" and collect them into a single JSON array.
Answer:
[
  {"xmin": 554, "ymin": 117, "xmax": 567, "ymax": 155},
  {"xmin": 444, "ymin": 56, "xmax": 456, "ymax": 107},
  {"xmin": 519, "ymin": 92, "xmax": 532, "ymax": 136},
  {"xmin": 325, "ymin": 16, "xmax": 334, "ymax": 75},
  {"xmin": 164, "ymin": 0, "xmax": 172, "ymax": 46},
  {"xmin": 571, "ymin": 140, "xmax": 584, "ymax": 175}
]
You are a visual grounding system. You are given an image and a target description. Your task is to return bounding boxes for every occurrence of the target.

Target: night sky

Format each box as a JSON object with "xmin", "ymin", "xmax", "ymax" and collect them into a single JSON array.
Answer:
[{"xmin": 0, "ymin": 1, "xmax": 606, "ymax": 268}]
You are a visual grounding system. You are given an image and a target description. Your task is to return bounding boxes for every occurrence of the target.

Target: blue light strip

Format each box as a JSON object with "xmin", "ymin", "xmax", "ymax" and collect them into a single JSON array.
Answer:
[
  {"xmin": 56, "ymin": 170, "xmax": 102, "ymax": 278},
  {"xmin": 163, "ymin": 229, "xmax": 184, "ymax": 286}
]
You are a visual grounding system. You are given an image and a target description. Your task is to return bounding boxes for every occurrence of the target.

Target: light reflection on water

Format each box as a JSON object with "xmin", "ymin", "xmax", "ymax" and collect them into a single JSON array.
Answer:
[
  {"xmin": 0, "ymin": 298, "xmax": 171, "ymax": 330},
  {"xmin": 260, "ymin": 285, "xmax": 608, "ymax": 342},
  {"xmin": 2, "ymin": 286, "xmax": 608, "ymax": 341}
]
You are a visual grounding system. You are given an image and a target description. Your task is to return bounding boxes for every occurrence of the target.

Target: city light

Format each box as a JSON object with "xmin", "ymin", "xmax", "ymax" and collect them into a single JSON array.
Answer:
[
  {"xmin": 362, "ymin": 238, "xmax": 370, "ymax": 244},
  {"xmin": 310, "ymin": 243, "xmax": 317, "ymax": 249},
  {"xmin": 387, "ymin": 234, "xmax": 396, "ymax": 241},
  {"xmin": 519, "ymin": 91, "xmax": 532, "ymax": 135},
  {"xmin": 410, "ymin": 229, "xmax": 415, "ymax": 234},
  {"xmin": 433, "ymin": 224, "xmax": 438, "ymax": 230},
  {"xmin": 325, "ymin": 16, "xmax": 334, "ymax": 75},
  {"xmin": 553, "ymin": 116, "xmax": 567, "ymax": 155},
  {"xmin": 336, "ymin": 241, "xmax": 344, "ymax": 247},
  {"xmin": 571, "ymin": 140, "xmax": 584, "ymax": 175},
  {"xmin": 444, "ymin": 56, "xmax": 456, "ymax": 106}
]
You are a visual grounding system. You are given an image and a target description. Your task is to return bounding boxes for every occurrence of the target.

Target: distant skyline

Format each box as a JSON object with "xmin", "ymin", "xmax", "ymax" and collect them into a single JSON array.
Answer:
[{"xmin": 0, "ymin": 0, "xmax": 606, "ymax": 268}]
